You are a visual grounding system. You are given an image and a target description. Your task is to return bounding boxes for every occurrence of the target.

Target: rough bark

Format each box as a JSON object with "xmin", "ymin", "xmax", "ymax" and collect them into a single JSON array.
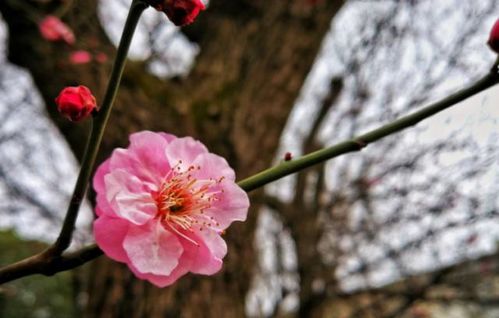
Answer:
[{"xmin": 0, "ymin": 0, "xmax": 344, "ymax": 316}]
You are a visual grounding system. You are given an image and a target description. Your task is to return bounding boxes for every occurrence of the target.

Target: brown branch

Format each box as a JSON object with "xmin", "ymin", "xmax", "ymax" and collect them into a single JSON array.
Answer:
[{"xmin": 0, "ymin": 244, "xmax": 102, "ymax": 284}]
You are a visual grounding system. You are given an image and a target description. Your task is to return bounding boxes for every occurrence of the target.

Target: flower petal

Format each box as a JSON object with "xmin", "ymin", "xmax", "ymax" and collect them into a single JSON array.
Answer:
[
  {"xmin": 110, "ymin": 149, "xmax": 159, "ymax": 189},
  {"xmin": 105, "ymin": 170, "xmax": 157, "ymax": 225},
  {"xmin": 109, "ymin": 131, "xmax": 172, "ymax": 186},
  {"xmin": 165, "ymin": 136, "xmax": 208, "ymax": 168},
  {"xmin": 93, "ymin": 159, "xmax": 114, "ymax": 217},
  {"xmin": 93, "ymin": 158, "xmax": 111, "ymax": 194},
  {"xmin": 192, "ymin": 152, "xmax": 236, "ymax": 181},
  {"xmin": 129, "ymin": 131, "xmax": 172, "ymax": 179},
  {"xmin": 93, "ymin": 216, "xmax": 129, "ymax": 263},
  {"xmin": 94, "ymin": 196, "xmax": 113, "ymax": 217},
  {"xmin": 186, "ymin": 230, "xmax": 226, "ymax": 275},
  {"xmin": 158, "ymin": 132, "xmax": 176, "ymax": 143},
  {"xmin": 123, "ymin": 222, "xmax": 183, "ymax": 276},
  {"xmin": 203, "ymin": 181, "xmax": 249, "ymax": 229},
  {"xmin": 127, "ymin": 258, "xmax": 189, "ymax": 288}
]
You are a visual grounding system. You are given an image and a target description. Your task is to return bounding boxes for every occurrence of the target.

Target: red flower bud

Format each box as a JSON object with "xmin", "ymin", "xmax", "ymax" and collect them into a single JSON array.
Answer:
[
  {"xmin": 39, "ymin": 16, "xmax": 75, "ymax": 45},
  {"xmin": 147, "ymin": 0, "xmax": 205, "ymax": 26},
  {"xmin": 284, "ymin": 152, "xmax": 293, "ymax": 161},
  {"xmin": 55, "ymin": 86, "xmax": 97, "ymax": 122},
  {"xmin": 488, "ymin": 19, "xmax": 499, "ymax": 54}
]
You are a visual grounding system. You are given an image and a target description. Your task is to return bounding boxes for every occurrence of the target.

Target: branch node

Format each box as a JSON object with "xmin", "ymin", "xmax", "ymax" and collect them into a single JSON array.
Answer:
[{"xmin": 353, "ymin": 139, "xmax": 367, "ymax": 150}]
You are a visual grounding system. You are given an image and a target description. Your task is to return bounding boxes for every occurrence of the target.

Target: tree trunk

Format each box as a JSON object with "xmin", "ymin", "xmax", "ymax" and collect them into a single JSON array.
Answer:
[{"xmin": 0, "ymin": 0, "xmax": 344, "ymax": 316}]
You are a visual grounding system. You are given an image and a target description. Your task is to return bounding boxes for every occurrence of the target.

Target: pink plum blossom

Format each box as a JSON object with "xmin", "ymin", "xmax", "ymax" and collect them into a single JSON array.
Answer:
[
  {"xmin": 39, "ymin": 16, "xmax": 75, "ymax": 45},
  {"xmin": 93, "ymin": 131, "xmax": 249, "ymax": 287}
]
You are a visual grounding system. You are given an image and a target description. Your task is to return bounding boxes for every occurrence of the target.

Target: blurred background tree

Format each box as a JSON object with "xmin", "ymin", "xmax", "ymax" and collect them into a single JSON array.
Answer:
[{"xmin": 0, "ymin": 0, "xmax": 499, "ymax": 317}]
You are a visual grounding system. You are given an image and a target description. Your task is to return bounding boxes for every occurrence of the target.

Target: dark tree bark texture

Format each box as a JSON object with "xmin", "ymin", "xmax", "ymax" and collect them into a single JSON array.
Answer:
[{"xmin": 0, "ymin": 0, "xmax": 344, "ymax": 316}]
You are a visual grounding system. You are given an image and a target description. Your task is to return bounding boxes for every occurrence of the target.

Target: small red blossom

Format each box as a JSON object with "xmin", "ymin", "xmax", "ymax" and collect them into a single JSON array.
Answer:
[
  {"xmin": 147, "ymin": 0, "xmax": 205, "ymax": 26},
  {"xmin": 55, "ymin": 85, "xmax": 97, "ymax": 122},
  {"xmin": 488, "ymin": 19, "xmax": 499, "ymax": 54},
  {"xmin": 39, "ymin": 16, "xmax": 75, "ymax": 45},
  {"xmin": 69, "ymin": 50, "xmax": 92, "ymax": 64},
  {"xmin": 284, "ymin": 152, "xmax": 292, "ymax": 161}
]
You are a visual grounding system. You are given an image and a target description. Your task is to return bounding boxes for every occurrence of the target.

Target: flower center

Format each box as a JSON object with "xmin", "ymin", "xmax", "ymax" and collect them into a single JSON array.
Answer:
[{"xmin": 155, "ymin": 161, "xmax": 224, "ymax": 244}]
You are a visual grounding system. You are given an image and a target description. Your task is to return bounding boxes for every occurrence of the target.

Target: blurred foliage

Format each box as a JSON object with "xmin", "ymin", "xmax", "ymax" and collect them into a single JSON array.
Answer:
[{"xmin": 0, "ymin": 231, "xmax": 75, "ymax": 318}]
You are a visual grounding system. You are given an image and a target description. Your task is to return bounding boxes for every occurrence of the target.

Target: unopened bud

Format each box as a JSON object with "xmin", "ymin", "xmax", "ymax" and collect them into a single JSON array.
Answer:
[
  {"xmin": 39, "ymin": 16, "xmax": 75, "ymax": 45},
  {"xmin": 487, "ymin": 19, "xmax": 499, "ymax": 54},
  {"xmin": 146, "ymin": 0, "xmax": 205, "ymax": 26},
  {"xmin": 55, "ymin": 85, "xmax": 97, "ymax": 122}
]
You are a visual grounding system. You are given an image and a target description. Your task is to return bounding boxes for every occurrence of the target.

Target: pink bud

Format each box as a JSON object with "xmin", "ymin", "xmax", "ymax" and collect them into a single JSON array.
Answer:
[
  {"xmin": 39, "ymin": 16, "xmax": 75, "ymax": 45},
  {"xmin": 69, "ymin": 50, "xmax": 92, "ymax": 64},
  {"xmin": 55, "ymin": 86, "xmax": 97, "ymax": 122},
  {"xmin": 488, "ymin": 19, "xmax": 499, "ymax": 54},
  {"xmin": 147, "ymin": 0, "xmax": 206, "ymax": 26}
]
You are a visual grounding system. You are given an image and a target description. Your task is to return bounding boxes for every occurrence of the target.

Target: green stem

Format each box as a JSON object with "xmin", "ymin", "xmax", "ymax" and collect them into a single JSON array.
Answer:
[
  {"xmin": 49, "ymin": 0, "xmax": 148, "ymax": 255},
  {"xmin": 238, "ymin": 69, "xmax": 499, "ymax": 192}
]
